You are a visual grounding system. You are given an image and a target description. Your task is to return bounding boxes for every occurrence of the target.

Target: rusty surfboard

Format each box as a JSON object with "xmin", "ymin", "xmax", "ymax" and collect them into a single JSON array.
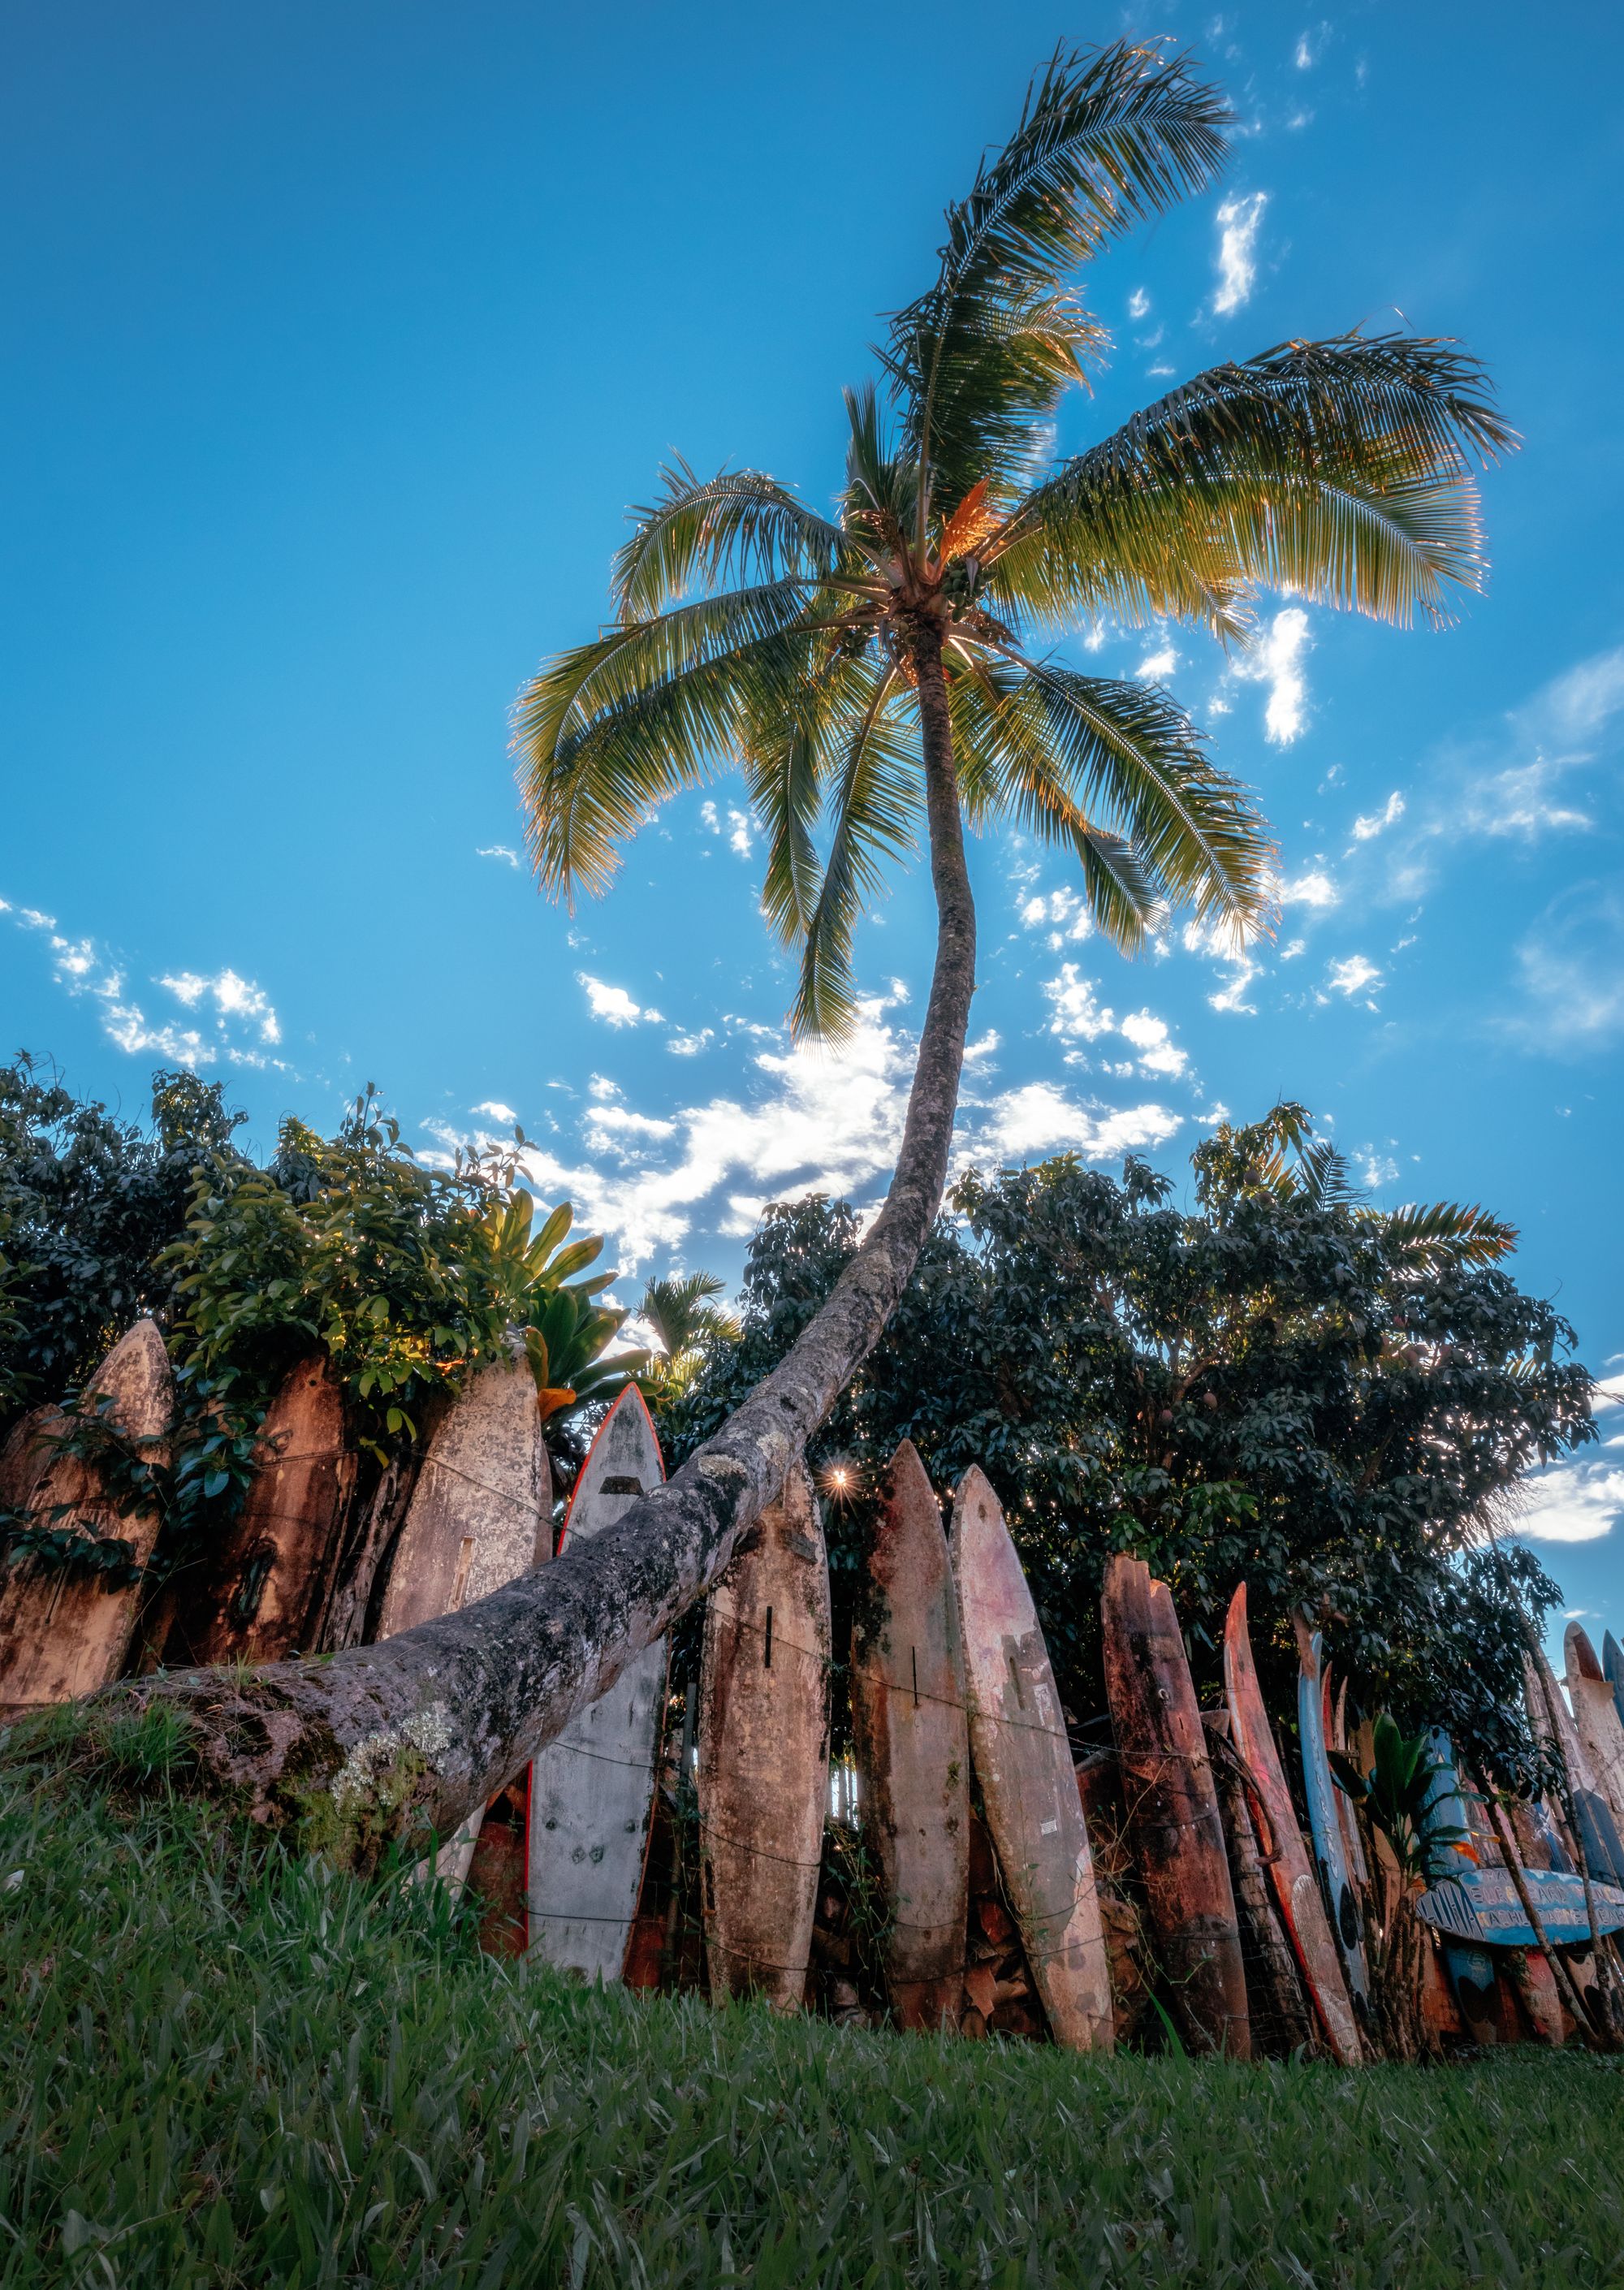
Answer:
[
  {"xmin": 1221, "ymin": 1584, "xmax": 1363, "ymax": 2064},
  {"xmin": 951, "ymin": 1467, "xmax": 1113, "ymax": 2051},
  {"xmin": 161, "ymin": 1352, "xmax": 354, "ymax": 1670},
  {"xmin": 379, "ymin": 1350, "xmax": 553, "ymax": 1890},
  {"xmin": 0, "ymin": 1320, "xmax": 173, "ymax": 1716},
  {"xmin": 1102, "ymin": 1553, "xmax": 1249, "ymax": 2056},
  {"xmin": 698, "ymin": 1462, "xmax": 831, "ymax": 2010},
  {"xmin": 849, "ymin": 1439, "xmax": 970, "ymax": 2031},
  {"xmin": 527, "ymin": 1385, "xmax": 667, "ymax": 1982}
]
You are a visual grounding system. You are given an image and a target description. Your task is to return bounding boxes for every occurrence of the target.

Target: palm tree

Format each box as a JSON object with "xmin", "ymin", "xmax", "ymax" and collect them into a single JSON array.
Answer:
[
  {"xmin": 122, "ymin": 42, "xmax": 1510, "ymax": 1856},
  {"xmin": 639, "ymin": 1271, "xmax": 741, "ymax": 1397}
]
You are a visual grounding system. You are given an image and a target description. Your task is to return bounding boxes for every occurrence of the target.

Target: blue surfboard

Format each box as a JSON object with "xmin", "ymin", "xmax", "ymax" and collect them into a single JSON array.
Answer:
[{"xmin": 1298, "ymin": 1625, "xmax": 1369, "ymax": 2009}]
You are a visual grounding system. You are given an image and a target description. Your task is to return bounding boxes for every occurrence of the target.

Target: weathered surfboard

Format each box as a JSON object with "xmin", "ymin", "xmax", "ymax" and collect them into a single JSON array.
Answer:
[
  {"xmin": 162, "ymin": 1353, "xmax": 354, "ymax": 1669},
  {"xmin": 379, "ymin": 1354, "xmax": 551, "ymax": 1635},
  {"xmin": 1297, "ymin": 1622, "xmax": 1371, "ymax": 2014},
  {"xmin": 1416, "ymin": 1730, "xmax": 1506, "ymax": 2038},
  {"xmin": 849, "ymin": 1440, "xmax": 970, "ymax": 2031},
  {"xmin": 1565, "ymin": 1622, "xmax": 1624, "ymax": 1835},
  {"xmin": 1605, "ymin": 1631, "xmax": 1624, "ymax": 1731},
  {"xmin": 1221, "ymin": 1584, "xmax": 1362, "ymax": 2064},
  {"xmin": 951, "ymin": 1467, "xmax": 1113, "ymax": 2051},
  {"xmin": 0, "ymin": 1406, "xmax": 64, "ymax": 1516},
  {"xmin": 698, "ymin": 1463, "xmax": 831, "ymax": 2010},
  {"xmin": 1102, "ymin": 1554, "xmax": 1248, "ymax": 2056},
  {"xmin": 379, "ymin": 1353, "xmax": 553, "ymax": 1890},
  {"xmin": 527, "ymin": 1385, "xmax": 667, "ymax": 1982},
  {"xmin": 0, "ymin": 1320, "xmax": 172, "ymax": 1715},
  {"xmin": 1525, "ymin": 1646, "xmax": 1624, "ymax": 1886}
]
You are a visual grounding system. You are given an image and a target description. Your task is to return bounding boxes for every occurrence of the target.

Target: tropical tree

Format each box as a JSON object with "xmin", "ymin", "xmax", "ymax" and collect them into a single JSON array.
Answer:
[{"xmin": 104, "ymin": 42, "xmax": 1510, "ymax": 1857}]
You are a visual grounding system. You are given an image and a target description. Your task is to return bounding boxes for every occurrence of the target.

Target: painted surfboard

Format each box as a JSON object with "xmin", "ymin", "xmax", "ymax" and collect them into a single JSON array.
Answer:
[
  {"xmin": 379, "ymin": 1353, "xmax": 553, "ymax": 1891},
  {"xmin": 527, "ymin": 1385, "xmax": 667, "ymax": 1982},
  {"xmin": 1417, "ymin": 1730, "xmax": 1624, "ymax": 1948},
  {"xmin": 1296, "ymin": 1622, "xmax": 1370, "ymax": 2012},
  {"xmin": 849, "ymin": 1439, "xmax": 970, "ymax": 2031},
  {"xmin": 698, "ymin": 1463, "xmax": 831, "ymax": 2011},
  {"xmin": 162, "ymin": 1353, "xmax": 355, "ymax": 1669},
  {"xmin": 0, "ymin": 1320, "xmax": 172, "ymax": 1716},
  {"xmin": 1605, "ymin": 1631, "xmax": 1624, "ymax": 1732},
  {"xmin": 1221, "ymin": 1584, "xmax": 1362, "ymax": 2064},
  {"xmin": 1525, "ymin": 1646, "xmax": 1624, "ymax": 1887},
  {"xmin": 1416, "ymin": 1730, "xmax": 1505, "ymax": 2038},
  {"xmin": 1565, "ymin": 1622, "xmax": 1624, "ymax": 1835},
  {"xmin": 1102, "ymin": 1554, "xmax": 1248, "ymax": 2056},
  {"xmin": 951, "ymin": 1467, "xmax": 1113, "ymax": 2051}
]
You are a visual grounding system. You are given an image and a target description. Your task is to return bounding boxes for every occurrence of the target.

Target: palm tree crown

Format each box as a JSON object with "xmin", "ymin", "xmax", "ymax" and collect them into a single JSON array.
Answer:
[{"xmin": 514, "ymin": 40, "xmax": 1510, "ymax": 1043}]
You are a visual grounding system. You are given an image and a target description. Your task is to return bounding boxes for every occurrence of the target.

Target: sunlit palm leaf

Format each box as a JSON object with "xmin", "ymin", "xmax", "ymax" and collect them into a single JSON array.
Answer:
[
  {"xmin": 612, "ymin": 460, "xmax": 856, "ymax": 620},
  {"xmin": 1000, "ymin": 334, "xmax": 1514, "ymax": 629},
  {"xmin": 883, "ymin": 41, "xmax": 1228, "ymax": 508},
  {"xmin": 793, "ymin": 668, "xmax": 919, "ymax": 1039}
]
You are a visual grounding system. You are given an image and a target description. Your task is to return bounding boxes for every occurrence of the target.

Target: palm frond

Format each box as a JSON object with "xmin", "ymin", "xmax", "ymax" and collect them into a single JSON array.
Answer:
[
  {"xmin": 793, "ymin": 668, "xmax": 919, "ymax": 1039},
  {"xmin": 612, "ymin": 460, "xmax": 856, "ymax": 620},
  {"xmin": 950, "ymin": 663, "xmax": 1163, "ymax": 951},
  {"xmin": 1002, "ymin": 333, "xmax": 1514, "ymax": 628},
  {"xmin": 996, "ymin": 658, "xmax": 1276, "ymax": 930},
  {"xmin": 1380, "ymin": 1199, "xmax": 1518, "ymax": 1265},
  {"xmin": 883, "ymin": 40, "xmax": 1228, "ymax": 508},
  {"xmin": 514, "ymin": 596, "xmax": 857, "ymax": 900},
  {"xmin": 842, "ymin": 383, "xmax": 919, "ymax": 560}
]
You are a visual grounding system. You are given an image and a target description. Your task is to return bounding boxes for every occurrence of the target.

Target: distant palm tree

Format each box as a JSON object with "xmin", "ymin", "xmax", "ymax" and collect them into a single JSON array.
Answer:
[
  {"xmin": 513, "ymin": 42, "xmax": 1509, "ymax": 1567},
  {"xmin": 639, "ymin": 1270, "xmax": 741, "ymax": 1395},
  {"xmin": 120, "ymin": 43, "xmax": 1515, "ymax": 1858}
]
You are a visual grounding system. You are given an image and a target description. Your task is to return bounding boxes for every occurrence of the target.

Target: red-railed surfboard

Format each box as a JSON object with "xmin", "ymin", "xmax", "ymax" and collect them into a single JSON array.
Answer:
[{"xmin": 1222, "ymin": 1584, "xmax": 1362, "ymax": 2065}]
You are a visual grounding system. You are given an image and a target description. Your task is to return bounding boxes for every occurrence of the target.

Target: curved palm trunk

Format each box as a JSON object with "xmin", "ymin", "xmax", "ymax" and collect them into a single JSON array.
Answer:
[{"xmin": 98, "ymin": 625, "xmax": 977, "ymax": 1864}]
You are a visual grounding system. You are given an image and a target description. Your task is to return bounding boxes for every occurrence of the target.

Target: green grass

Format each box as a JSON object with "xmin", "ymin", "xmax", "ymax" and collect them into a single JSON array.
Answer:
[{"xmin": 2, "ymin": 1737, "xmax": 1622, "ymax": 2288}]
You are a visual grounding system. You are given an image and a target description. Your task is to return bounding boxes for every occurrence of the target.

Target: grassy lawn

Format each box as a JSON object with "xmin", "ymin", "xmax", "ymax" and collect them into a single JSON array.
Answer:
[{"xmin": 2, "ymin": 1726, "xmax": 1621, "ymax": 2289}]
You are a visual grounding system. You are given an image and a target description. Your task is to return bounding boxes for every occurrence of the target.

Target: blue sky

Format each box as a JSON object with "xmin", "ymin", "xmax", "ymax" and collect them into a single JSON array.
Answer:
[{"xmin": 3, "ymin": 2, "xmax": 1622, "ymax": 1650}]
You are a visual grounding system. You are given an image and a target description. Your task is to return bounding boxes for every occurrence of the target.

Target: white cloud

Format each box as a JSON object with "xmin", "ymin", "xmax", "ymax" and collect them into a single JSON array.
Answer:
[
  {"xmin": 1510, "ymin": 883, "xmax": 1624, "ymax": 1049},
  {"xmin": 1043, "ymin": 965, "xmax": 1115, "ymax": 1042},
  {"xmin": 962, "ymin": 1029, "xmax": 1001, "ymax": 1066},
  {"xmin": 1352, "ymin": 793, "xmax": 1406, "ymax": 842},
  {"xmin": 1182, "ymin": 917, "xmax": 1262, "ymax": 1015},
  {"xmin": 1212, "ymin": 192, "xmax": 1268, "ymax": 315},
  {"xmin": 667, "ymin": 1026, "xmax": 715, "ymax": 1057},
  {"xmin": 1281, "ymin": 868, "xmax": 1339, "ymax": 910},
  {"xmin": 1324, "ymin": 953, "xmax": 1381, "ymax": 1001},
  {"xmin": 476, "ymin": 844, "xmax": 520, "ymax": 869},
  {"xmin": 1044, "ymin": 965, "xmax": 1191, "ymax": 1077},
  {"xmin": 158, "ymin": 968, "xmax": 281, "ymax": 1045},
  {"xmin": 1118, "ymin": 1010, "xmax": 1188, "ymax": 1078},
  {"xmin": 577, "ymin": 973, "xmax": 664, "ymax": 1028},
  {"xmin": 2, "ymin": 901, "xmax": 287, "ymax": 1070},
  {"xmin": 485, "ymin": 995, "xmax": 917, "ymax": 1269},
  {"xmin": 473, "ymin": 1100, "xmax": 518, "ymax": 1126},
  {"xmin": 1017, "ymin": 884, "xmax": 1093, "ymax": 944},
  {"xmin": 1229, "ymin": 607, "xmax": 1311, "ymax": 742},
  {"xmin": 1135, "ymin": 644, "xmax": 1178, "ymax": 682},
  {"xmin": 727, "ymin": 807, "xmax": 754, "ymax": 858},
  {"xmin": 974, "ymin": 1083, "xmax": 1181, "ymax": 1162},
  {"xmin": 699, "ymin": 801, "xmax": 720, "ymax": 832},
  {"xmin": 1127, "ymin": 288, "xmax": 1151, "ymax": 320},
  {"xmin": 1511, "ymin": 1460, "xmax": 1624, "ymax": 1545}
]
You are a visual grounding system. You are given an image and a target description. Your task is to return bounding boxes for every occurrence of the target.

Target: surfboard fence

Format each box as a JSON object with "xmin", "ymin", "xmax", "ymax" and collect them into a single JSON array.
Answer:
[{"xmin": 3, "ymin": 1337, "xmax": 1622, "ymax": 2060}]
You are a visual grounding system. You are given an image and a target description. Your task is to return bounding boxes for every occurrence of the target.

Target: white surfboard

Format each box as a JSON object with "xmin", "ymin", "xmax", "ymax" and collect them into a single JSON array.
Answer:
[{"xmin": 526, "ymin": 1385, "xmax": 667, "ymax": 1982}]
